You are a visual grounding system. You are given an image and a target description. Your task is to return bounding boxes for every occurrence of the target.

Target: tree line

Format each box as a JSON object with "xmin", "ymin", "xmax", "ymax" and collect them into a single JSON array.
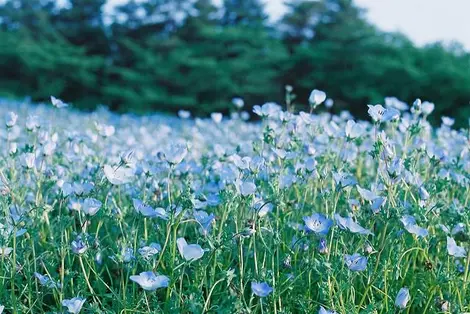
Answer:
[{"xmin": 1, "ymin": 0, "xmax": 470, "ymax": 125}]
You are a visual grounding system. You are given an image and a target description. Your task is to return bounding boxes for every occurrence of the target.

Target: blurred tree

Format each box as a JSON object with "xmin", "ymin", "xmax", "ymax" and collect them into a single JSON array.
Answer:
[
  {"xmin": 0, "ymin": 0, "xmax": 470, "ymax": 125},
  {"xmin": 221, "ymin": 0, "xmax": 267, "ymax": 27},
  {"xmin": 0, "ymin": 0, "xmax": 104, "ymax": 106}
]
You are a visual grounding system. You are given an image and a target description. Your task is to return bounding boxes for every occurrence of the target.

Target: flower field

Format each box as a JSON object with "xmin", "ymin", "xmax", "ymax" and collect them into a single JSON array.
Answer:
[{"xmin": 0, "ymin": 94, "xmax": 468, "ymax": 313}]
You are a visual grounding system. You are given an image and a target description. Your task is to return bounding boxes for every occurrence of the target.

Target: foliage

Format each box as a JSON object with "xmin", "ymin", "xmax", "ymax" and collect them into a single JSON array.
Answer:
[{"xmin": 1, "ymin": 0, "xmax": 470, "ymax": 126}]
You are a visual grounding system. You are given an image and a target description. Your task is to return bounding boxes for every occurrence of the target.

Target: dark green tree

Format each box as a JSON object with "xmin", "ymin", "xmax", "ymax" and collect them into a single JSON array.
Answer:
[{"xmin": 221, "ymin": 0, "xmax": 267, "ymax": 27}]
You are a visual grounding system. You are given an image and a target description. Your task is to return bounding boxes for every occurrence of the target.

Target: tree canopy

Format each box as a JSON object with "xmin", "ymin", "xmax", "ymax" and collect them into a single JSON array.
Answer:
[{"xmin": 0, "ymin": 0, "xmax": 469, "ymax": 125}]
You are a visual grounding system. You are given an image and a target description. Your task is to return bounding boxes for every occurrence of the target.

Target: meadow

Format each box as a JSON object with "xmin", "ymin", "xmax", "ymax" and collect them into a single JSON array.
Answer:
[{"xmin": 0, "ymin": 92, "xmax": 468, "ymax": 313}]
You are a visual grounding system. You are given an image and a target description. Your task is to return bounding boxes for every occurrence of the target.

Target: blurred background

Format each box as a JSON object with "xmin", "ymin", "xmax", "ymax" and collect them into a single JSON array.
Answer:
[{"xmin": 1, "ymin": 0, "xmax": 470, "ymax": 125}]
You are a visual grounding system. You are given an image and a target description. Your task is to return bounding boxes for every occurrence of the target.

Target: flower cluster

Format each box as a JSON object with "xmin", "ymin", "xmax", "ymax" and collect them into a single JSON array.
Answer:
[{"xmin": 0, "ymin": 93, "xmax": 466, "ymax": 313}]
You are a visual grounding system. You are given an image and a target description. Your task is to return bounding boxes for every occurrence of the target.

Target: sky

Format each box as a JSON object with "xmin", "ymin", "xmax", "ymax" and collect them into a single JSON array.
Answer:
[{"xmin": 106, "ymin": 0, "xmax": 470, "ymax": 50}]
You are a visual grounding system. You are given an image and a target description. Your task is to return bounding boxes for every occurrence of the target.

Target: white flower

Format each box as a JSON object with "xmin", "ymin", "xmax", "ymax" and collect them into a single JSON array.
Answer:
[
  {"xmin": 325, "ymin": 98, "xmax": 334, "ymax": 108},
  {"xmin": 442, "ymin": 116, "xmax": 455, "ymax": 127},
  {"xmin": 251, "ymin": 281, "xmax": 273, "ymax": 297},
  {"xmin": 253, "ymin": 102, "xmax": 281, "ymax": 118},
  {"xmin": 345, "ymin": 120, "xmax": 365, "ymax": 139},
  {"xmin": 309, "ymin": 89, "xmax": 326, "ymax": 106},
  {"xmin": 367, "ymin": 104, "xmax": 385, "ymax": 122},
  {"xmin": 62, "ymin": 297, "xmax": 86, "ymax": 314},
  {"xmin": 130, "ymin": 271, "xmax": 169, "ymax": 291},
  {"xmin": 103, "ymin": 165, "xmax": 134, "ymax": 185},
  {"xmin": 95, "ymin": 122, "xmax": 115, "ymax": 137},
  {"xmin": 177, "ymin": 238, "xmax": 204, "ymax": 261},
  {"xmin": 26, "ymin": 115, "xmax": 40, "ymax": 131},
  {"xmin": 178, "ymin": 110, "xmax": 191, "ymax": 119},
  {"xmin": 0, "ymin": 305, "xmax": 4, "ymax": 314},
  {"xmin": 232, "ymin": 97, "xmax": 244, "ymax": 109},
  {"xmin": 447, "ymin": 237, "xmax": 466, "ymax": 258},
  {"xmin": 211, "ymin": 112, "xmax": 223, "ymax": 124},
  {"xmin": 5, "ymin": 111, "xmax": 18, "ymax": 127},
  {"xmin": 385, "ymin": 97, "xmax": 408, "ymax": 110},
  {"xmin": 43, "ymin": 141, "xmax": 56, "ymax": 156},
  {"xmin": 9, "ymin": 142, "xmax": 17, "ymax": 155},
  {"xmin": 51, "ymin": 96, "xmax": 68, "ymax": 108},
  {"xmin": 421, "ymin": 101, "xmax": 435, "ymax": 115},
  {"xmin": 22, "ymin": 153, "xmax": 36, "ymax": 169},
  {"xmin": 382, "ymin": 107, "xmax": 400, "ymax": 121},
  {"xmin": 235, "ymin": 179, "xmax": 256, "ymax": 196},
  {"xmin": 82, "ymin": 198, "xmax": 102, "ymax": 216},
  {"xmin": 0, "ymin": 247, "xmax": 13, "ymax": 257},
  {"xmin": 163, "ymin": 145, "xmax": 188, "ymax": 165},
  {"xmin": 395, "ymin": 288, "xmax": 410, "ymax": 309}
]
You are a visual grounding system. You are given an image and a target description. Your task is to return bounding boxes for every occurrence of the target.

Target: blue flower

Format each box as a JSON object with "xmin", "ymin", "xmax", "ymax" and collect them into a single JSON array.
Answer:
[
  {"xmin": 395, "ymin": 287, "xmax": 410, "ymax": 309},
  {"xmin": 130, "ymin": 271, "xmax": 169, "ymax": 291},
  {"xmin": 251, "ymin": 281, "xmax": 273, "ymax": 297},
  {"xmin": 177, "ymin": 238, "xmax": 205, "ymax": 261},
  {"xmin": 400, "ymin": 215, "xmax": 428, "ymax": 238},
  {"xmin": 335, "ymin": 214, "xmax": 373, "ymax": 236},
  {"xmin": 344, "ymin": 253, "xmax": 368, "ymax": 271},
  {"xmin": 319, "ymin": 306, "xmax": 337, "ymax": 314},
  {"xmin": 318, "ymin": 238, "xmax": 328, "ymax": 254},
  {"xmin": 303, "ymin": 213, "xmax": 333, "ymax": 236}
]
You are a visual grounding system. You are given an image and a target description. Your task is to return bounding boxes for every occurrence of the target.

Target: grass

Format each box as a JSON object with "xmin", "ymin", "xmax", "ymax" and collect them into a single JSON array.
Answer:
[{"xmin": 0, "ymin": 97, "xmax": 467, "ymax": 313}]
